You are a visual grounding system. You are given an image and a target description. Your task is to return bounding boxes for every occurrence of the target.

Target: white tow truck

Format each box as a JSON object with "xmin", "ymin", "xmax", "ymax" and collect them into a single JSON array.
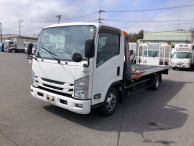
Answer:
[
  {"xmin": 171, "ymin": 44, "xmax": 194, "ymax": 70},
  {"xmin": 29, "ymin": 22, "xmax": 170, "ymax": 116}
]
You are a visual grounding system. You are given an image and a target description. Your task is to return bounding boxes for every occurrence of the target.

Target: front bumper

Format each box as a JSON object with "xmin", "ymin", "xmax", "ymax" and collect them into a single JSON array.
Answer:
[
  {"xmin": 31, "ymin": 86, "xmax": 91, "ymax": 114},
  {"xmin": 171, "ymin": 63, "xmax": 190, "ymax": 68},
  {"xmin": 173, "ymin": 65, "xmax": 190, "ymax": 68}
]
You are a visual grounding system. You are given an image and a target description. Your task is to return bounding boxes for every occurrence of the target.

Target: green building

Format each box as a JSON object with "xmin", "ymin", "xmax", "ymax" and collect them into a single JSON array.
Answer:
[{"xmin": 138, "ymin": 31, "xmax": 194, "ymax": 45}]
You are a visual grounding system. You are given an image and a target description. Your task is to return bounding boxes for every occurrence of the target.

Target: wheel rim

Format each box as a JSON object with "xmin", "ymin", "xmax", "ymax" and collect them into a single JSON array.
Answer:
[
  {"xmin": 106, "ymin": 92, "xmax": 117, "ymax": 112},
  {"xmin": 156, "ymin": 76, "xmax": 159, "ymax": 88}
]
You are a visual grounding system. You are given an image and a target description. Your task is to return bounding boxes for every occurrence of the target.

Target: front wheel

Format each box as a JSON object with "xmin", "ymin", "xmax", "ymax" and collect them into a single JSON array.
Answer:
[{"xmin": 101, "ymin": 87, "xmax": 118, "ymax": 116}]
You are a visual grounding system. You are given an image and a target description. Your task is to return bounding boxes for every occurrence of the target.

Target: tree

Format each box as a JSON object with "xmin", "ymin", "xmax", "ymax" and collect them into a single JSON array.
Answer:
[
  {"xmin": 138, "ymin": 30, "xmax": 144, "ymax": 39},
  {"xmin": 128, "ymin": 30, "xmax": 144, "ymax": 42}
]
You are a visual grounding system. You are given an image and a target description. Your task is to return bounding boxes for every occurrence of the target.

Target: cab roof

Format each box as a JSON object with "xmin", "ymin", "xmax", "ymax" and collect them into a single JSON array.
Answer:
[
  {"xmin": 44, "ymin": 22, "xmax": 100, "ymax": 29},
  {"xmin": 43, "ymin": 22, "xmax": 122, "ymax": 32}
]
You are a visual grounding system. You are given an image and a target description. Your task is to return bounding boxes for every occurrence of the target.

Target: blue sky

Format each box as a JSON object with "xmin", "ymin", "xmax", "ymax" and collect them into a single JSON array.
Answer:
[{"xmin": 0, "ymin": 0, "xmax": 194, "ymax": 37}]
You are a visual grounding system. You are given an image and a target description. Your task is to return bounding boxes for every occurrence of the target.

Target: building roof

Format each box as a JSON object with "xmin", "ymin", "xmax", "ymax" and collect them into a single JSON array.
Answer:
[
  {"xmin": 144, "ymin": 31, "xmax": 191, "ymax": 34},
  {"xmin": 2, "ymin": 34, "xmax": 38, "ymax": 40}
]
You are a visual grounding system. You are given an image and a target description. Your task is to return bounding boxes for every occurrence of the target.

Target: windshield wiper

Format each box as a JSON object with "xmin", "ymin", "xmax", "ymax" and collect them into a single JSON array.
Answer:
[{"xmin": 41, "ymin": 47, "xmax": 60, "ymax": 64}]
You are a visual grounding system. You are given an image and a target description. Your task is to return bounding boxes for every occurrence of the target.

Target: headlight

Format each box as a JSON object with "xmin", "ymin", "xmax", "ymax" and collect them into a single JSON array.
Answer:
[
  {"xmin": 184, "ymin": 63, "xmax": 190, "ymax": 67},
  {"xmin": 74, "ymin": 76, "xmax": 89, "ymax": 99},
  {"xmin": 32, "ymin": 70, "xmax": 38, "ymax": 87}
]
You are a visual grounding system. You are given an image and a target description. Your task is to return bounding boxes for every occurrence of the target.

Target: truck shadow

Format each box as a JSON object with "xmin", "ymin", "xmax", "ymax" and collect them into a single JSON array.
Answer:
[
  {"xmin": 173, "ymin": 68, "xmax": 194, "ymax": 72},
  {"xmin": 44, "ymin": 79, "xmax": 191, "ymax": 145}
]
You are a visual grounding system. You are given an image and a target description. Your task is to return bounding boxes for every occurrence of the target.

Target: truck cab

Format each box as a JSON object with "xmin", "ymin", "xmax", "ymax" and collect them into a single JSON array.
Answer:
[
  {"xmin": 171, "ymin": 44, "xmax": 194, "ymax": 69},
  {"xmin": 31, "ymin": 23, "xmax": 124, "ymax": 115},
  {"xmin": 4, "ymin": 40, "xmax": 16, "ymax": 52}
]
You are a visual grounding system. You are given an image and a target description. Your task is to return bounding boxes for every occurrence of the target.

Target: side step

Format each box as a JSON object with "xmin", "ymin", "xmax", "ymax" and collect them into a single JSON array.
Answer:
[{"xmin": 124, "ymin": 78, "xmax": 151, "ymax": 89}]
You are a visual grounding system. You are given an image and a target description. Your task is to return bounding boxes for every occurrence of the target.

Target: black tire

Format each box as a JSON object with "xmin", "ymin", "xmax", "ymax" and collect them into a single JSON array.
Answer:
[
  {"xmin": 172, "ymin": 67, "xmax": 176, "ymax": 70},
  {"xmin": 150, "ymin": 74, "xmax": 160, "ymax": 90},
  {"xmin": 188, "ymin": 65, "xmax": 193, "ymax": 71},
  {"xmin": 101, "ymin": 87, "xmax": 118, "ymax": 116}
]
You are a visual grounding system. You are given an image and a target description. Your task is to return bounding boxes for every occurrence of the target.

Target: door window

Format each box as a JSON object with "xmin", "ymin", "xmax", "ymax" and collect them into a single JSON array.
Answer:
[{"xmin": 97, "ymin": 30, "xmax": 120, "ymax": 67}]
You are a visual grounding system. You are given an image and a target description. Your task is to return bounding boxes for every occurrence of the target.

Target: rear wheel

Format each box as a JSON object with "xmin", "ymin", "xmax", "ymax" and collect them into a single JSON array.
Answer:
[
  {"xmin": 188, "ymin": 65, "xmax": 192, "ymax": 71},
  {"xmin": 150, "ymin": 74, "xmax": 160, "ymax": 90},
  {"xmin": 172, "ymin": 67, "xmax": 176, "ymax": 70},
  {"xmin": 101, "ymin": 87, "xmax": 118, "ymax": 116}
]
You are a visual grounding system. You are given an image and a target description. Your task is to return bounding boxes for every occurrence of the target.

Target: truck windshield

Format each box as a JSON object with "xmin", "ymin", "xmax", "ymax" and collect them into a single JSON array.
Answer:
[
  {"xmin": 173, "ymin": 52, "xmax": 191, "ymax": 59},
  {"xmin": 35, "ymin": 25, "xmax": 96, "ymax": 61},
  {"xmin": 143, "ymin": 50, "xmax": 158, "ymax": 57}
]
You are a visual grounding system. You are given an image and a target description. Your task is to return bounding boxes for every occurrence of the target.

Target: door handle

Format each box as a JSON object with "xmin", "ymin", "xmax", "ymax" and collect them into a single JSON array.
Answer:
[{"xmin": 117, "ymin": 66, "xmax": 120, "ymax": 76}]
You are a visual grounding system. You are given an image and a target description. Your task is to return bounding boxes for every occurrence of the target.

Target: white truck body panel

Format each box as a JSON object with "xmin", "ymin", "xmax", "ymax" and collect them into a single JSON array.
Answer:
[
  {"xmin": 147, "ymin": 57, "xmax": 160, "ymax": 65},
  {"xmin": 12, "ymin": 38, "xmax": 25, "ymax": 50}
]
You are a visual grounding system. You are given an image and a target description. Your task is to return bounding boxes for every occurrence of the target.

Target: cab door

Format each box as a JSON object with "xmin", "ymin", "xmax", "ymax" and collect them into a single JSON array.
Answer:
[{"xmin": 92, "ymin": 27, "xmax": 124, "ymax": 105}]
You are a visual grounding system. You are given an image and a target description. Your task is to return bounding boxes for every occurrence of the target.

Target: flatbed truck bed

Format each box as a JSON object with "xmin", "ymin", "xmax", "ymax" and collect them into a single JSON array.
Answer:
[
  {"xmin": 131, "ymin": 64, "xmax": 169, "ymax": 77},
  {"xmin": 123, "ymin": 64, "xmax": 169, "ymax": 90}
]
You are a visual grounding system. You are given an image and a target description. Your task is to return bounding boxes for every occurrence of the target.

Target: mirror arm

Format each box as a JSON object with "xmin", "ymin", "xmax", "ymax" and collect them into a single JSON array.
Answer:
[
  {"xmin": 29, "ymin": 55, "xmax": 37, "ymax": 61},
  {"xmin": 83, "ymin": 58, "xmax": 90, "ymax": 67}
]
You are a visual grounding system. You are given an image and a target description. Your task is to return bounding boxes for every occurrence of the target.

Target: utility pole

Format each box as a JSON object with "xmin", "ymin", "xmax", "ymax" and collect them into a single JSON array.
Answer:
[
  {"xmin": 56, "ymin": 15, "xmax": 61, "ymax": 24},
  {"xmin": 98, "ymin": 9, "xmax": 105, "ymax": 23},
  {"xmin": 178, "ymin": 8, "xmax": 181, "ymax": 31},
  {"xmin": 0, "ymin": 23, "xmax": 2, "ymax": 43},
  {"xmin": 192, "ymin": 28, "xmax": 194, "ymax": 43},
  {"xmin": 19, "ymin": 20, "xmax": 23, "ymax": 36}
]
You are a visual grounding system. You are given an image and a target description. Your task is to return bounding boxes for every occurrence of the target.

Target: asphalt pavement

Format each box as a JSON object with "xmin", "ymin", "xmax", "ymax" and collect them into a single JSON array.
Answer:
[{"xmin": 0, "ymin": 52, "xmax": 194, "ymax": 146}]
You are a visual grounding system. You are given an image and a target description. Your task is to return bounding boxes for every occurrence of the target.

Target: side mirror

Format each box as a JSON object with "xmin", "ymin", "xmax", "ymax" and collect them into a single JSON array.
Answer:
[
  {"xmin": 85, "ymin": 39, "xmax": 94, "ymax": 58},
  {"xmin": 72, "ymin": 53, "xmax": 83, "ymax": 62},
  {"xmin": 27, "ymin": 43, "xmax": 33, "ymax": 55}
]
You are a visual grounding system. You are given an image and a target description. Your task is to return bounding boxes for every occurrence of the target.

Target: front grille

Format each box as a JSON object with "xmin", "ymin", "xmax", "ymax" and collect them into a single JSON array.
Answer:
[
  {"xmin": 38, "ymin": 86, "xmax": 72, "ymax": 98},
  {"xmin": 42, "ymin": 78, "xmax": 64, "ymax": 85},
  {"xmin": 43, "ymin": 83, "xmax": 63, "ymax": 90}
]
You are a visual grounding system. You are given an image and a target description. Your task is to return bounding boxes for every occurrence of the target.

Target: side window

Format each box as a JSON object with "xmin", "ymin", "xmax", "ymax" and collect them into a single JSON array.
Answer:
[{"xmin": 97, "ymin": 31, "xmax": 120, "ymax": 67}]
